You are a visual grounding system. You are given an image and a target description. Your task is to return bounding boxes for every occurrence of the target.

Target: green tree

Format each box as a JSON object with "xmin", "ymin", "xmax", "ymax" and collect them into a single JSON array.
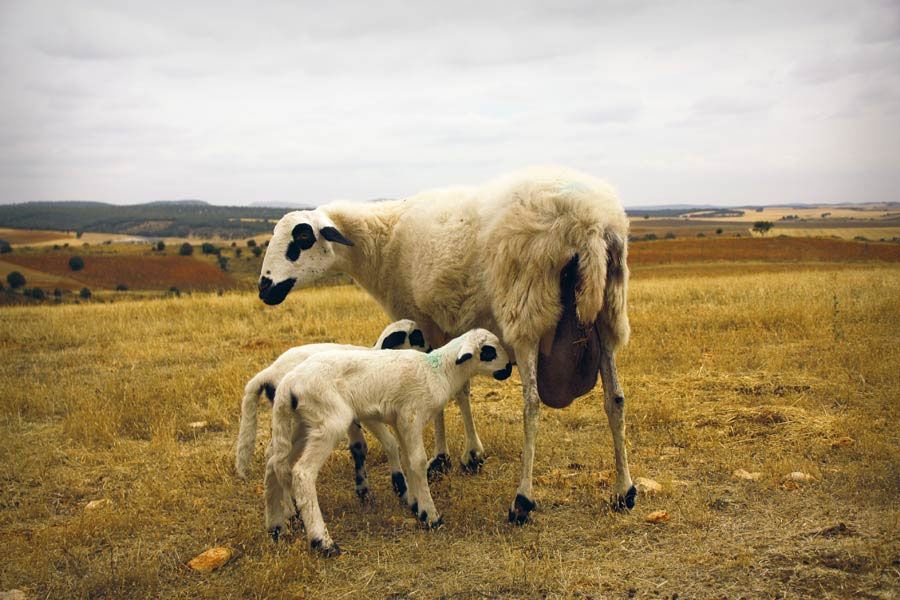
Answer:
[
  {"xmin": 68, "ymin": 256, "xmax": 85, "ymax": 271},
  {"xmin": 6, "ymin": 271, "xmax": 25, "ymax": 289},
  {"xmin": 79, "ymin": 287, "xmax": 92, "ymax": 299},
  {"xmin": 179, "ymin": 242, "xmax": 194, "ymax": 256},
  {"xmin": 752, "ymin": 221, "xmax": 774, "ymax": 236},
  {"xmin": 156, "ymin": 241, "xmax": 166, "ymax": 251}
]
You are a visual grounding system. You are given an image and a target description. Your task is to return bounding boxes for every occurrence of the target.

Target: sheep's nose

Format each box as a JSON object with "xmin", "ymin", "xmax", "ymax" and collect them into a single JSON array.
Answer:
[{"xmin": 258, "ymin": 277, "xmax": 273, "ymax": 294}]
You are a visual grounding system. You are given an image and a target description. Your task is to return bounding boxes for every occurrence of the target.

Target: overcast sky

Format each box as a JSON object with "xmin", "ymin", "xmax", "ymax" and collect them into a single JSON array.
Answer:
[{"xmin": 0, "ymin": 1, "xmax": 898, "ymax": 207}]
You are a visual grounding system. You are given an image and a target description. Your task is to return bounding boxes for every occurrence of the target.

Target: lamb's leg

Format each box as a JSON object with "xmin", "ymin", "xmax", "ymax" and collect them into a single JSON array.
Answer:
[
  {"xmin": 235, "ymin": 378, "xmax": 263, "ymax": 479},
  {"xmin": 266, "ymin": 416, "xmax": 307, "ymax": 539},
  {"xmin": 426, "ymin": 410, "xmax": 452, "ymax": 481},
  {"xmin": 347, "ymin": 419, "xmax": 371, "ymax": 503},
  {"xmin": 362, "ymin": 419, "xmax": 408, "ymax": 503},
  {"xmin": 599, "ymin": 344, "xmax": 636, "ymax": 511},
  {"xmin": 455, "ymin": 383, "xmax": 485, "ymax": 473},
  {"xmin": 508, "ymin": 345, "xmax": 540, "ymax": 525},
  {"xmin": 293, "ymin": 426, "xmax": 344, "ymax": 557},
  {"xmin": 398, "ymin": 421, "xmax": 443, "ymax": 528}
]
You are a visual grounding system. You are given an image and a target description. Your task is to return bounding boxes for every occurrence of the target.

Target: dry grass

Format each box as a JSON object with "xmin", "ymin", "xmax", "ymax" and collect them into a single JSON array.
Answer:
[{"xmin": 1, "ymin": 265, "xmax": 899, "ymax": 599}]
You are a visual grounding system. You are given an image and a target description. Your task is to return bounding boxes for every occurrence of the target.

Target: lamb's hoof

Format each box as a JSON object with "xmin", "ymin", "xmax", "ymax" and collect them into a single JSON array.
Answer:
[
  {"xmin": 391, "ymin": 471, "xmax": 408, "ymax": 500},
  {"xmin": 460, "ymin": 449, "xmax": 485, "ymax": 474},
  {"xmin": 417, "ymin": 509, "xmax": 444, "ymax": 529},
  {"xmin": 311, "ymin": 538, "xmax": 341, "ymax": 558},
  {"xmin": 427, "ymin": 453, "xmax": 452, "ymax": 482},
  {"xmin": 507, "ymin": 493, "xmax": 536, "ymax": 526},
  {"xmin": 269, "ymin": 525, "xmax": 282, "ymax": 542},
  {"xmin": 356, "ymin": 486, "xmax": 373, "ymax": 505},
  {"xmin": 427, "ymin": 515, "xmax": 445, "ymax": 530},
  {"xmin": 611, "ymin": 485, "xmax": 637, "ymax": 512},
  {"xmin": 410, "ymin": 500, "xmax": 419, "ymax": 516}
]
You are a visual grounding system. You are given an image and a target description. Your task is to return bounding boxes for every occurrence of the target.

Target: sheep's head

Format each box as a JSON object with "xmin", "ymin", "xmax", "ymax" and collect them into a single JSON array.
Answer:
[
  {"xmin": 454, "ymin": 329, "xmax": 512, "ymax": 381},
  {"xmin": 258, "ymin": 209, "xmax": 353, "ymax": 305},
  {"xmin": 375, "ymin": 319, "xmax": 429, "ymax": 352}
]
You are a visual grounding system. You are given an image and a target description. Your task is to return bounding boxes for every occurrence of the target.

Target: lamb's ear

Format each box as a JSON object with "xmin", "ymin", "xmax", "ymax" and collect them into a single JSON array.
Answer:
[
  {"xmin": 455, "ymin": 338, "xmax": 476, "ymax": 365},
  {"xmin": 319, "ymin": 226, "xmax": 354, "ymax": 246}
]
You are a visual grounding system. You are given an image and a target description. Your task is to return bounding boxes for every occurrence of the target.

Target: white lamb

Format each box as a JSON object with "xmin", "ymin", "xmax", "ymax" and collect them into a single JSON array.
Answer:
[
  {"xmin": 265, "ymin": 328, "xmax": 512, "ymax": 556},
  {"xmin": 256, "ymin": 166, "xmax": 635, "ymax": 524},
  {"xmin": 235, "ymin": 319, "xmax": 428, "ymax": 503}
]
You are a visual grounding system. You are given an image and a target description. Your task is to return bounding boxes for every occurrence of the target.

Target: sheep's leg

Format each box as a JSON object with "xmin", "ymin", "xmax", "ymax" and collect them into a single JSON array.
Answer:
[
  {"xmin": 265, "ymin": 416, "xmax": 307, "ymax": 539},
  {"xmin": 347, "ymin": 419, "xmax": 371, "ymax": 503},
  {"xmin": 362, "ymin": 419, "xmax": 408, "ymax": 503},
  {"xmin": 398, "ymin": 421, "xmax": 443, "ymax": 528},
  {"xmin": 426, "ymin": 410, "xmax": 452, "ymax": 481},
  {"xmin": 599, "ymin": 344, "xmax": 636, "ymax": 511},
  {"xmin": 285, "ymin": 420, "xmax": 308, "ymax": 529},
  {"xmin": 292, "ymin": 426, "xmax": 345, "ymax": 557},
  {"xmin": 508, "ymin": 345, "xmax": 540, "ymax": 525},
  {"xmin": 455, "ymin": 383, "xmax": 485, "ymax": 474},
  {"xmin": 397, "ymin": 431, "xmax": 418, "ymax": 511}
]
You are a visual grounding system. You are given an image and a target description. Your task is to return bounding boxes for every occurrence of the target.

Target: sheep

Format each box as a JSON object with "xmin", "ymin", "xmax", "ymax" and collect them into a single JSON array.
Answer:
[
  {"xmin": 265, "ymin": 328, "xmax": 512, "ymax": 556},
  {"xmin": 256, "ymin": 165, "xmax": 636, "ymax": 524},
  {"xmin": 235, "ymin": 319, "xmax": 429, "ymax": 503}
]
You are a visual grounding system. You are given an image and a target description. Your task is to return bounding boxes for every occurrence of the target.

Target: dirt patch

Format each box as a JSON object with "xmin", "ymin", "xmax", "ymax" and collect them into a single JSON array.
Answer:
[
  {"xmin": 630, "ymin": 237, "xmax": 900, "ymax": 264},
  {"xmin": 2, "ymin": 254, "xmax": 235, "ymax": 291}
]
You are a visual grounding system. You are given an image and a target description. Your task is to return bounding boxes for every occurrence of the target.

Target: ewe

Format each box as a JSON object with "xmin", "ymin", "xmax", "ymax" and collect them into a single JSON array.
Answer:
[
  {"xmin": 257, "ymin": 166, "xmax": 635, "ymax": 523},
  {"xmin": 265, "ymin": 329, "xmax": 512, "ymax": 556},
  {"xmin": 236, "ymin": 319, "xmax": 427, "ymax": 503}
]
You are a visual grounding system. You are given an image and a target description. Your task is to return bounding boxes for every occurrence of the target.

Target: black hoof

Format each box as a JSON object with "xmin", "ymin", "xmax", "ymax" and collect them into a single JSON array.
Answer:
[
  {"xmin": 507, "ymin": 493, "xmax": 536, "ymax": 526},
  {"xmin": 460, "ymin": 449, "xmax": 485, "ymax": 474},
  {"xmin": 356, "ymin": 486, "xmax": 372, "ymax": 504},
  {"xmin": 269, "ymin": 525, "xmax": 282, "ymax": 542},
  {"xmin": 311, "ymin": 538, "xmax": 341, "ymax": 558},
  {"xmin": 611, "ymin": 485, "xmax": 637, "ymax": 512},
  {"xmin": 427, "ymin": 515, "xmax": 445, "ymax": 529},
  {"xmin": 391, "ymin": 471, "xmax": 408, "ymax": 499},
  {"xmin": 427, "ymin": 453, "xmax": 452, "ymax": 482},
  {"xmin": 410, "ymin": 501, "xmax": 419, "ymax": 516}
]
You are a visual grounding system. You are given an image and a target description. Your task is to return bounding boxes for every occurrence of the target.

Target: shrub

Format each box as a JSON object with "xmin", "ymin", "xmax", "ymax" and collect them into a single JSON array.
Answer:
[
  {"xmin": 79, "ymin": 287, "xmax": 92, "ymax": 299},
  {"xmin": 29, "ymin": 288, "xmax": 45, "ymax": 300},
  {"xmin": 68, "ymin": 256, "xmax": 85, "ymax": 271},
  {"xmin": 643, "ymin": 233, "xmax": 658, "ymax": 241},
  {"xmin": 179, "ymin": 242, "xmax": 194, "ymax": 256},
  {"xmin": 697, "ymin": 232, "xmax": 706, "ymax": 238},
  {"xmin": 0, "ymin": 239, "xmax": 11, "ymax": 253},
  {"xmin": 664, "ymin": 232, "xmax": 677, "ymax": 240},
  {"xmin": 169, "ymin": 286, "xmax": 181, "ymax": 297},
  {"xmin": 752, "ymin": 221, "xmax": 774, "ymax": 236},
  {"xmin": 115, "ymin": 283, "xmax": 128, "ymax": 292},
  {"xmin": 247, "ymin": 239, "xmax": 257, "ymax": 247},
  {"xmin": 155, "ymin": 241, "xmax": 165, "ymax": 251},
  {"xmin": 217, "ymin": 255, "xmax": 229, "ymax": 271},
  {"xmin": 252, "ymin": 246, "xmax": 263, "ymax": 257},
  {"xmin": 715, "ymin": 228, "xmax": 723, "ymax": 235},
  {"xmin": 230, "ymin": 241, "xmax": 237, "ymax": 247},
  {"xmin": 201, "ymin": 242, "xmax": 219, "ymax": 255},
  {"xmin": 235, "ymin": 248, "xmax": 242, "ymax": 258},
  {"xmin": 6, "ymin": 271, "xmax": 25, "ymax": 289},
  {"xmin": 53, "ymin": 288, "xmax": 62, "ymax": 298}
]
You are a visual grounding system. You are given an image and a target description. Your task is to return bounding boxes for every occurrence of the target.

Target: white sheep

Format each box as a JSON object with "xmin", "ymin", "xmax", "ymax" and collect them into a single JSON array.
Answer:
[
  {"xmin": 256, "ymin": 166, "xmax": 635, "ymax": 524},
  {"xmin": 235, "ymin": 319, "xmax": 428, "ymax": 503},
  {"xmin": 264, "ymin": 328, "xmax": 512, "ymax": 556}
]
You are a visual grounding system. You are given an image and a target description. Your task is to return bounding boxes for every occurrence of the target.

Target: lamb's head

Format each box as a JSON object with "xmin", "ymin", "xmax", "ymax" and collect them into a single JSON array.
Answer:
[
  {"xmin": 454, "ymin": 329, "xmax": 512, "ymax": 381},
  {"xmin": 258, "ymin": 209, "xmax": 354, "ymax": 305},
  {"xmin": 374, "ymin": 319, "xmax": 430, "ymax": 352}
]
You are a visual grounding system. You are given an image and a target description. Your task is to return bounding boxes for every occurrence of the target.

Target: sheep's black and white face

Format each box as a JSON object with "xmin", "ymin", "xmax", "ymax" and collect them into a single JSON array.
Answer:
[
  {"xmin": 258, "ymin": 210, "xmax": 354, "ymax": 306},
  {"xmin": 375, "ymin": 319, "xmax": 430, "ymax": 352},
  {"xmin": 454, "ymin": 329, "xmax": 512, "ymax": 381}
]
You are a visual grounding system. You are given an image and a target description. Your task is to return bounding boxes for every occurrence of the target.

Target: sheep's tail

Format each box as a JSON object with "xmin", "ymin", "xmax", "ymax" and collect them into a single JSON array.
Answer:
[
  {"xmin": 235, "ymin": 375, "xmax": 266, "ymax": 479},
  {"xmin": 536, "ymin": 231, "xmax": 630, "ymax": 409}
]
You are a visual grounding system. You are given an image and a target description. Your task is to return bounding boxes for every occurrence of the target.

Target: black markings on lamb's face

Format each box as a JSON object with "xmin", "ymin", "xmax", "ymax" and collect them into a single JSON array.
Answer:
[
  {"xmin": 409, "ymin": 329, "xmax": 426, "ymax": 348},
  {"xmin": 381, "ymin": 330, "xmax": 407, "ymax": 349},
  {"xmin": 455, "ymin": 353, "xmax": 473, "ymax": 365},
  {"xmin": 286, "ymin": 223, "xmax": 316, "ymax": 261},
  {"xmin": 262, "ymin": 383, "xmax": 276, "ymax": 403},
  {"xmin": 479, "ymin": 345, "xmax": 497, "ymax": 362}
]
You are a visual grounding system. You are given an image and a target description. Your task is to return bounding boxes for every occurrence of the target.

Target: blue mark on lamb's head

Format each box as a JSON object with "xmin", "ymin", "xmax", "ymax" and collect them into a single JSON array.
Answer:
[{"xmin": 258, "ymin": 209, "xmax": 354, "ymax": 306}]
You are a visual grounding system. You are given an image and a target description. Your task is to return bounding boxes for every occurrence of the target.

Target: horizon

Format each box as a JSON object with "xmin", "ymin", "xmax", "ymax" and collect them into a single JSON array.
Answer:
[{"xmin": 1, "ymin": 1, "xmax": 899, "ymax": 207}]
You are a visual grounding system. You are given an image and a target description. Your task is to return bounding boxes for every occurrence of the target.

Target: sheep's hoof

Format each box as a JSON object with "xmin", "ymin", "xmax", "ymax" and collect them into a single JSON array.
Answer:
[
  {"xmin": 269, "ymin": 525, "xmax": 283, "ymax": 542},
  {"xmin": 410, "ymin": 500, "xmax": 418, "ymax": 516},
  {"xmin": 356, "ymin": 486, "xmax": 373, "ymax": 505},
  {"xmin": 460, "ymin": 449, "xmax": 485, "ymax": 474},
  {"xmin": 427, "ymin": 453, "xmax": 452, "ymax": 482},
  {"xmin": 507, "ymin": 493, "xmax": 536, "ymax": 526},
  {"xmin": 391, "ymin": 471, "xmax": 408, "ymax": 500},
  {"xmin": 611, "ymin": 485, "xmax": 637, "ymax": 512},
  {"xmin": 426, "ymin": 515, "xmax": 445, "ymax": 530},
  {"xmin": 311, "ymin": 538, "xmax": 341, "ymax": 558}
]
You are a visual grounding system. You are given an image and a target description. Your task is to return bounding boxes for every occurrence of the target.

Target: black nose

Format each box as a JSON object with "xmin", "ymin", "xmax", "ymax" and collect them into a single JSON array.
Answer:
[
  {"xmin": 493, "ymin": 362, "xmax": 512, "ymax": 381},
  {"xmin": 258, "ymin": 277, "xmax": 273, "ymax": 294}
]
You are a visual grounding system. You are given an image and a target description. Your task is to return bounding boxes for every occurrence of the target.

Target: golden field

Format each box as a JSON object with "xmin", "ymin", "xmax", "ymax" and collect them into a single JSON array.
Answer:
[{"xmin": 1, "ymin": 261, "xmax": 899, "ymax": 599}]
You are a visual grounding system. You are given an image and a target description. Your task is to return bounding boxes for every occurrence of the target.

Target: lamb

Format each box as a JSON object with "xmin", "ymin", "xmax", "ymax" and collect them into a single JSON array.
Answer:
[
  {"xmin": 235, "ymin": 319, "xmax": 429, "ymax": 503},
  {"xmin": 256, "ymin": 166, "xmax": 636, "ymax": 524},
  {"xmin": 265, "ymin": 328, "xmax": 512, "ymax": 556}
]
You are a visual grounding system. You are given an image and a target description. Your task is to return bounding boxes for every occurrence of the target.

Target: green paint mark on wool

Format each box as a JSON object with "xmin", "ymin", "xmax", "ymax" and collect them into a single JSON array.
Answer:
[{"xmin": 426, "ymin": 353, "xmax": 442, "ymax": 369}]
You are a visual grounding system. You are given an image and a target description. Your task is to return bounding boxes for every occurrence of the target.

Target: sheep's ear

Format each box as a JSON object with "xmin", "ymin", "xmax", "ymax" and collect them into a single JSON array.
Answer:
[
  {"xmin": 380, "ymin": 330, "xmax": 407, "ymax": 349},
  {"xmin": 455, "ymin": 338, "xmax": 476, "ymax": 365},
  {"xmin": 319, "ymin": 226, "xmax": 354, "ymax": 246}
]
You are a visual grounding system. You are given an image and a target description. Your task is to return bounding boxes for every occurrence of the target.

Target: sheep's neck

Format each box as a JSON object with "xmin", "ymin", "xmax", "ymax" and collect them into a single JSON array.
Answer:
[
  {"xmin": 321, "ymin": 201, "xmax": 405, "ymax": 302},
  {"xmin": 425, "ymin": 340, "xmax": 474, "ymax": 396}
]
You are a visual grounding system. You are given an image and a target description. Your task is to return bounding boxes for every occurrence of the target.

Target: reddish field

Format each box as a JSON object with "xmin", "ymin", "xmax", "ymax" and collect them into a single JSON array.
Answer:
[
  {"xmin": 629, "ymin": 236, "xmax": 900, "ymax": 264},
  {"xmin": 2, "ymin": 254, "xmax": 236, "ymax": 291}
]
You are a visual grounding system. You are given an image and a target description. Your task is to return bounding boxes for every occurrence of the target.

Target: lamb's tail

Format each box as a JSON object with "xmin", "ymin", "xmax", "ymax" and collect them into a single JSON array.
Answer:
[{"xmin": 235, "ymin": 375, "xmax": 274, "ymax": 479}]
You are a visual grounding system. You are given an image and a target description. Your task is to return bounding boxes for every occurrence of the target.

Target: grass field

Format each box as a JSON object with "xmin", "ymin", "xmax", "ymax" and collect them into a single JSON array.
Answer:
[{"xmin": 1, "ymin": 259, "xmax": 898, "ymax": 599}]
